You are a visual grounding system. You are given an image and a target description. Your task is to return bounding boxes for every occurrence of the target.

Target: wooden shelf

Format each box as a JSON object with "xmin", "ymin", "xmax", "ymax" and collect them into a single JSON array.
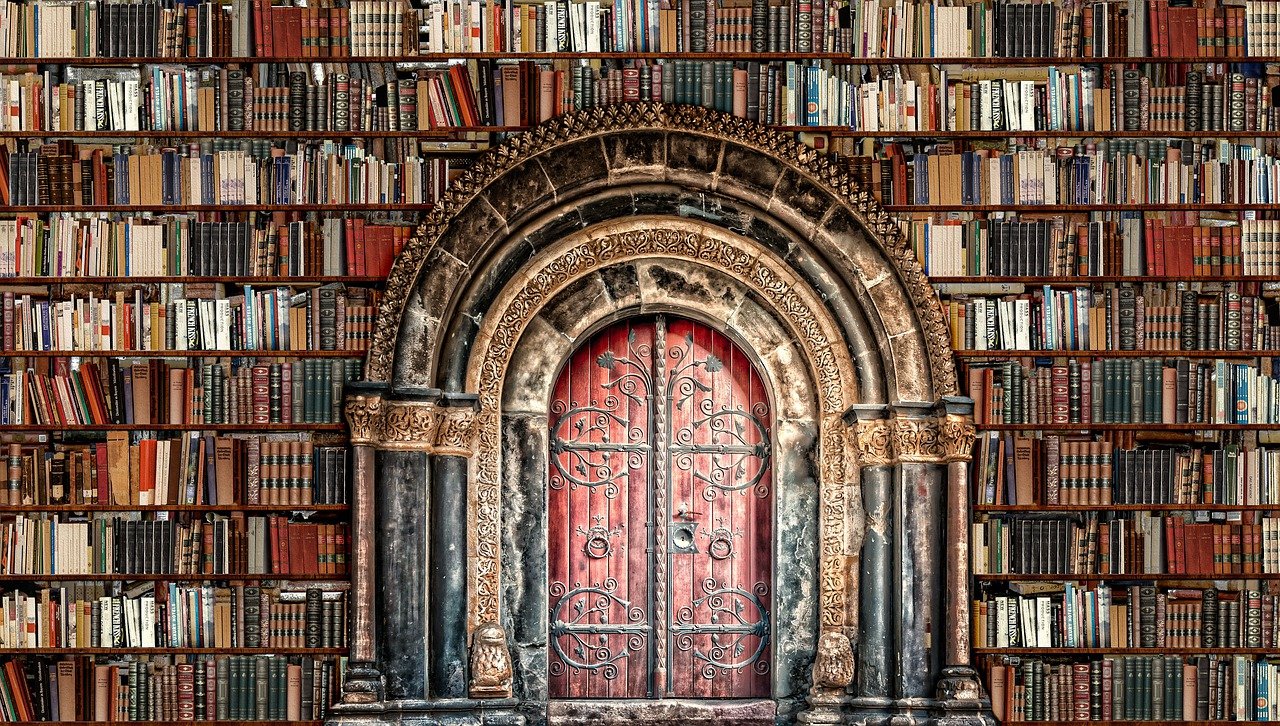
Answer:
[
  {"xmin": 975, "ymin": 504, "xmax": 1280, "ymax": 512},
  {"xmin": 0, "ymin": 723, "xmax": 327, "ymax": 726},
  {"xmin": 786, "ymin": 128, "xmax": 1280, "ymax": 139},
  {"xmin": 0, "ymin": 128, "xmax": 523, "ymax": 139},
  {"xmin": 887, "ymin": 204, "xmax": 1280, "ymax": 211},
  {"xmin": 975, "ymin": 573, "xmax": 1277, "ymax": 581},
  {"xmin": 0, "ymin": 574, "xmax": 348, "ymax": 582},
  {"xmin": 955, "ymin": 349, "xmax": 1280, "ymax": 359},
  {"xmin": 974, "ymin": 423, "xmax": 1279, "ymax": 431},
  {"xmin": 0, "ymin": 350, "xmax": 366, "ymax": 358},
  {"xmin": 0, "ymin": 423, "xmax": 346, "ymax": 432},
  {"xmin": 0, "ymin": 204, "xmax": 435, "ymax": 213},
  {"xmin": 931, "ymin": 276, "xmax": 1275, "ymax": 284},
  {"xmin": 0, "ymin": 647, "xmax": 347, "ymax": 655},
  {"xmin": 0, "ymin": 276, "xmax": 386, "ymax": 285},
  {"xmin": 0, "ymin": 504, "xmax": 349, "ymax": 513},
  {"xmin": 974, "ymin": 646, "xmax": 1280, "ymax": 655},
  {"xmin": 6, "ymin": 52, "xmax": 1271, "ymax": 64}
]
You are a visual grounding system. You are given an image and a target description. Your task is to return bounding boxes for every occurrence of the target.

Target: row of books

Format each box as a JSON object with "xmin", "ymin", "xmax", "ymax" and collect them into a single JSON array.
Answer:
[
  {"xmin": 0, "ymin": 654, "xmax": 341, "ymax": 721},
  {"xmin": 947, "ymin": 285, "xmax": 1278, "ymax": 353},
  {"xmin": 0, "ymin": 286, "xmax": 373, "ymax": 353},
  {"xmin": 2, "ymin": 435, "xmax": 348, "ymax": 507},
  {"xmin": 975, "ymin": 433, "xmax": 1280, "ymax": 508},
  {"xmin": 966, "ymin": 357, "xmax": 1280, "ymax": 426},
  {"xmin": 905, "ymin": 214, "xmax": 1257, "ymax": 278},
  {"xmin": 0, "ymin": 212, "xmax": 410, "ymax": 278},
  {"xmin": 987, "ymin": 654, "xmax": 1280, "ymax": 722},
  {"xmin": 0, "ymin": 513, "xmax": 347, "ymax": 577},
  {"xmin": 5, "ymin": 140, "xmax": 450, "ymax": 207},
  {"xmin": 0, "ymin": 357, "xmax": 361, "ymax": 427},
  {"xmin": 975, "ymin": 585, "xmax": 1270, "ymax": 650},
  {"xmin": 971, "ymin": 511, "xmax": 1273, "ymax": 576},
  {"xmin": 872, "ymin": 139, "xmax": 1280, "ymax": 207},
  {"xmin": 0, "ymin": 584, "xmax": 345, "ymax": 650}
]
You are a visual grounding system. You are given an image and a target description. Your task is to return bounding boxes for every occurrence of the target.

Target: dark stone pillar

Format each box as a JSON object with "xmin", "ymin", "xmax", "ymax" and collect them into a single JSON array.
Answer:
[
  {"xmin": 430, "ymin": 391, "xmax": 477, "ymax": 699},
  {"xmin": 847, "ymin": 404, "xmax": 894, "ymax": 724},
  {"xmin": 375, "ymin": 387, "xmax": 439, "ymax": 702},
  {"xmin": 891, "ymin": 402, "xmax": 946, "ymax": 721}
]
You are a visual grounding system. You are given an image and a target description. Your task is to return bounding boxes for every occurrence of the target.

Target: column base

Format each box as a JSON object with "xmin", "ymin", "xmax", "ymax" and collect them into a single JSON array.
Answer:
[
  {"xmin": 339, "ymin": 663, "xmax": 385, "ymax": 706},
  {"xmin": 933, "ymin": 666, "xmax": 997, "ymax": 726},
  {"xmin": 797, "ymin": 689, "xmax": 849, "ymax": 724}
]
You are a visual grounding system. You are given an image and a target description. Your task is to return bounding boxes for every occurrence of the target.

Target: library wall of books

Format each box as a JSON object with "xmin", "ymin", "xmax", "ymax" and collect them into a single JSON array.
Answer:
[{"xmin": 15, "ymin": 0, "xmax": 1280, "ymax": 723}]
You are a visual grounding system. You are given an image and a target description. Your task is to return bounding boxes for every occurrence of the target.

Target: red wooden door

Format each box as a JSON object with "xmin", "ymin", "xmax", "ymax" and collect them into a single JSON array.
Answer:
[{"xmin": 548, "ymin": 317, "xmax": 772, "ymax": 700}]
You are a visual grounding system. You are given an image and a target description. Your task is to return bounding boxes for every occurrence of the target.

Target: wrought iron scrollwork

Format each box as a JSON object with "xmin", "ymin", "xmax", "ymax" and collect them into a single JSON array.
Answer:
[
  {"xmin": 549, "ymin": 579, "xmax": 649, "ymax": 680},
  {"xmin": 671, "ymin": 578, "xmax": 771, "ymax": 680}
]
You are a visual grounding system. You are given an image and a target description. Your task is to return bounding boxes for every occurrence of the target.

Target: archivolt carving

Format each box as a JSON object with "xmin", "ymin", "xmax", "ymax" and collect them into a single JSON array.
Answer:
[
  {"xmin": 465, "ymin": 218, "xmax": 859, "ymax": 634},
  {"xmin": 363, "ymin": 103, "xmax": 956, "ymax": 396}
]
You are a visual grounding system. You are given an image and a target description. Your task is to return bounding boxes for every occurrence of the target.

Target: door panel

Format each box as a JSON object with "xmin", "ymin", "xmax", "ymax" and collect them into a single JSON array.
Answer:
[
  {"xmin": 548, "ymin": 321, "xmax": 654, "ymax": 698},
  {"xmin": 547, "ymin": 317, "xmax": 772, "ymax": 700}
]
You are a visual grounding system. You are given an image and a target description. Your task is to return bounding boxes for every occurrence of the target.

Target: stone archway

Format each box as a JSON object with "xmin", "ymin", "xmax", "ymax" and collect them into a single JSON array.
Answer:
[{"xmin": 329, "ymin": 104, "xmax": 993, "ymax": 726}]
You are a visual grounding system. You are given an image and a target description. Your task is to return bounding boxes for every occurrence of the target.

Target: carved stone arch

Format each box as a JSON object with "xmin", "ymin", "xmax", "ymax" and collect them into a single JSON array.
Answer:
[{"xmin": 333, "ymin": 105, "xmax": 990, "ymax": 726}]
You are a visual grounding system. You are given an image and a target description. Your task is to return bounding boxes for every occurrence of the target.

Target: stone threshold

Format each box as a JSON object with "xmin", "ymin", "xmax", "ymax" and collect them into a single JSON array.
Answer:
[{"xmin": 547, "ymin": 698, "xmax": 776, "ymax": 725}]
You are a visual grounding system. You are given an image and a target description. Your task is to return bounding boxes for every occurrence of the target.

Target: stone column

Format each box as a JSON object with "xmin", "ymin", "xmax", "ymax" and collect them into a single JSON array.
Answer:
[
  {"xmin": 431, "ymin": 392, "xmax": 480, "ymax": 699},
  {"xmin": 375, "ymin": 388, "xmax": 442, "ymax": 701},
  {"xmin": 847, "ymin": 404, "xmax": 894, "ymax": 724},
  {"xmin": 890, "ymin": 402, "xmax": 947, "ymax": 721},
  {"xmin": 934, "ymin": 396, "xmax": 995, "ymax": 726},
  {"xmin": 337, "ymin": 382, "xmax": 387, "ymax": 709}
]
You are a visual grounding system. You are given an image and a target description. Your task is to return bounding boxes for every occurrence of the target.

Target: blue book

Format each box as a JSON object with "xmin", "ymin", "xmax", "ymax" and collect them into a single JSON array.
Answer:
[{"xmin": 805, "ymin": 64, "xmax": 820, "ymax": 125}]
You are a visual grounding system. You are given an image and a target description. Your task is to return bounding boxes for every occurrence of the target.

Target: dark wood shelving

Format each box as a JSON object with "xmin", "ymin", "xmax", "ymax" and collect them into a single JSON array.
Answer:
[
  {"xmin": 974, "ymin": 423, "xmax": 1278, "ymax": 431},
  {"xmin": 973, "ymin": 646, "xmax": 1280, "ymax": 655},
  {"xmin": 887, "ymin": 203, "xmax": 1280, "ymax": 212},
  {"xmin": 0, "ymin": 574, "xmax": 347, "ymax": 582},
  {"xmin": 975, "ymin": 573, "xmax": 1275, "ymax": 581},
  {"xmin": 0, "ymin": 204, "xmax": 435, "ymax": 213},
  {"xmin": 0, "ymin": 722, "xmax": 323, "ymax": 725},
  {"xmin": 0, "ymin": 350, "xmax": 366, "ymax": 358},
  {"xmin": 0, "ymin": 128, "xmax": 523, "ymax": 138},
  {"xmin": 8, "ymin": 52, "xmax": 1271, "ymax": 64},
  {"xmin": 955, "ymin": 349, "xmax": 1280, "ymax": 359},
  {"xmin": 931, "ymin": 275, "xmax": 1278, "ymax": 284},
  {"xmin": 975, "ymin": 503, "xmax": 1279, "ymax": 512},
  {"xmin": 0, "ymin": 504, "xmax": 349, "ymax": 513},
  {"xmin": 781, "ymin": 128, "xmax": 1280, "ymax": 139},
  {"xmin": 0, "ymin": 647, "xmax": 347, "ymax": 655},
  {"xmin": 0, "ymin": 276, "xmax": 386, "ymax": 285},
  {"xmin": 0, "ymin": 423, "xmax": 346, "ymax": 432}
]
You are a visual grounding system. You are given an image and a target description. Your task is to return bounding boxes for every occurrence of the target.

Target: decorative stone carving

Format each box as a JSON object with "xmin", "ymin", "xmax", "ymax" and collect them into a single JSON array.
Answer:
[
  {"xmin": 853, "ymin": 418, "xmax": 894, "ymax": 467},
  {"xmin": 362, "ymin": 104, "xmax": 957, "ymax": 398},
  {"xmin": 812, "ymin": 631, "xmax": 855, "ymax": 689},
  {"xmin": 464, "ymin": 218, "xmax": 860, "ymax": 633},
  {"xmin": 376, "ymin": 400, "xmax": 441, "ymax": 451},
  {"xmin": 468, "ymin": 621, "xmax": 513, "ymax": 699},
  {"xmin": 939, "ymin": 414, "xmax": 978, "ymax": 463},
  {"xmin": 435, "ymin": 405, "xmax": 482, "ymax": 457},
  {"xmin": 345, "ymin": 394, "xmax": 384, "ymax": 446},
  {"xmin": 893, "ymin": 417, "xmax": 943, "ymax": 463}
]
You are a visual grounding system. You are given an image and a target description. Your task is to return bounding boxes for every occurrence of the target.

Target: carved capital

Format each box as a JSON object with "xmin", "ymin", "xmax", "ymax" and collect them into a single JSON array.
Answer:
[
  {"xmin": 435, "ymin": 405, "xmax": 482, "ymax": 457},
  {"xmin": 853, "ymin": 418, "xmax": 894, "ymax": 467},
  {"xmin": 938, "ymin": 414, "xmax": 978, "ymax": 463},
  {"xmin": 344, "ymin": 394, "xmax": 384, "ymax": 446},
  {"xmin": 468, "ymin": 621, "xmax": 513, "ymax": 699},
  {"xmin": 893, "ymin": 416, "xmax": 944, "ymax": 463},
  {"xmin": 377, "ymin": 400, "xmax": 441, "ymax": 451}
]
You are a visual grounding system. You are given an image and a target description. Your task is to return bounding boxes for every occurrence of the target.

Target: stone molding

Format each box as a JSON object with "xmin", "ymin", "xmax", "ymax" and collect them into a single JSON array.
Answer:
[
  {"xmin": 342, "ymin": 393, "xmax": 481, "ymax": 455},
  {"xmin": 851, "ymin": 413, "xmax": 977, "ymax": 466},
  {"xmin": 361, "ymin": 103, "xmax": 958, "ymax": 397}
]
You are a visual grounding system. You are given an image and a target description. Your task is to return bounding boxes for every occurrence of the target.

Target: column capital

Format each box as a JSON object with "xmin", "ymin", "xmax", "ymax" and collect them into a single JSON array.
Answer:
[
  {"xmin": 344, "ymin": 382, "xmax": 390, "ymax": 446},
  {"xmin": 846, "ymin": 405, "xmax": 894, "ymax": 468}
]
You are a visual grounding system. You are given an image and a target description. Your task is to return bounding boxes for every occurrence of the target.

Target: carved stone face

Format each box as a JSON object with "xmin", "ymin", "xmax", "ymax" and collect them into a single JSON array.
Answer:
[{"xmin": 475, "ymin": 623, "xmax": 506, "ymax": 648}]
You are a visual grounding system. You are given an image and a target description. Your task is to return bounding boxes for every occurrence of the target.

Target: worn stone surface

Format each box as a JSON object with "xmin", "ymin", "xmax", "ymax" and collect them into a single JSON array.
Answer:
[
  {"xmin": 547, "ymin": 699, "xmax": 777, "ymax": 725},
  {"xmin": 376, "ymin": 450, "xmax": 431, "ymax": 701}
]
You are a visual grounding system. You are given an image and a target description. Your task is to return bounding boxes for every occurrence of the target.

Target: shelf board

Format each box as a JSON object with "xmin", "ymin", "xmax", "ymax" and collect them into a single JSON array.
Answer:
[
  {"xmin": 0, "ymin": 723, "xmax": 327, "ymax": 726},
  {"xmin": 974, "ymin": 423, "xmax": 1278, "ymax": 431},
  {"xmin": 886, "ymin": 203, "xmax": 1280, "ymax": 211},
  {"xmin": 0, "ymin": 423, "xmax": 346, "ymax": 432},
  {"xmin": 0, "ymin": 128, "xmax": 522, "ymax": 139},
  {"xmin": 975, "ymin": 504, "xmax": 1277, "ymax": 512},
  {"xmin": 974, "ymin": 646, "xmax": 1280, "ymax": 655},
  {"xmin": 0, "ymin": 350, "xmax": 366, "ymax": 358},
  {"xmin": 975, "ymin": 573, "xmax": 1276, "ymax": 581},
  {"xmin": 930, "ymin": 276, "xmax": 1271, "ymax": 284},
  {"xmin": 783, "ymin": 128, "xmax": 1280, "ymax": 139},
  {"xmin": 955, "ymin": 349, "xmax": 1280, "ymax": 359},
  {"xmin": 0, "ymin": 204, "xmax": 435, "ymax": 212},
  {"xmin": 0, "ymin": 504, "xmax": 349, "ymax": 513},
  {"xmin": 0, "ymin": 573, "xmax": 348, "ymax": 582},
  {"xmin": 6, "ymin": 52, "xmax": 1270, "ymax": 64},
  {"xmin": 0, "ymin": 647, "xmax": 347, "ymax": 655},
  {"xmin": 0, "ymin": 276, "xmax": 386, "ymax": 285}
]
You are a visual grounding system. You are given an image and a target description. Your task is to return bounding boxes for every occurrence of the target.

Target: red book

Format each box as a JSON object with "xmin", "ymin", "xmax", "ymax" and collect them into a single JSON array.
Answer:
[
  {"xmin": 1144, "ymin": 218, "xmax": 1157, "ymax": 274},
  {"xmin": 269, "ymin": 515, "xmax": 283, "ymax": 574},
  {"xmin": 1152, "ymin": 221, "xmax": 1167, "ymax": 275}
]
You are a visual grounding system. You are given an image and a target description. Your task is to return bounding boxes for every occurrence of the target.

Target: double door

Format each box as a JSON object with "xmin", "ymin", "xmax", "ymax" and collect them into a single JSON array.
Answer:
[{"xmin": 547, "ymin": 316, "xmax": 773, "ymax": 699}]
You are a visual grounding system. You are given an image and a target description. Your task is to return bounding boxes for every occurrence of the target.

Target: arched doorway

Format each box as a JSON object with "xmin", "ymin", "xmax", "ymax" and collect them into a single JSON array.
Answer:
[{"xmin": 548, "ymin": 316, "xmax": 772, "ymax": 699}]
